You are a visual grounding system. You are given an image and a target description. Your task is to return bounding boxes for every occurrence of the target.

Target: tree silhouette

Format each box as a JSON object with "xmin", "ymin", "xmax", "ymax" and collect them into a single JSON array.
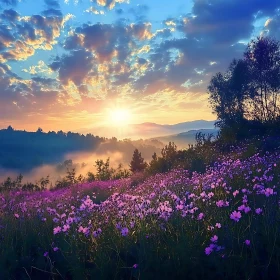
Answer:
[
  {"xmin": 244, "ymin": 37, "xmax": 280, "ymax": 122},
  {"xmin": 129, "ymin": 149, "xmax": 147, "ymax": 173},
  {"xmin": 208, "ymin": 36, "xmax": 280, "ymax": 130}
]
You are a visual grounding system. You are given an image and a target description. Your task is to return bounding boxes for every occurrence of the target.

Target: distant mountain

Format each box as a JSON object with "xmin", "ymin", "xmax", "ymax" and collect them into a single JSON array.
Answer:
[
  {"xmin": 81, "ymin": 120, "xmax": 217, "ymax": 139},
  {"xmin": 125, "ymin": 120, "xmax": 216, "ymax": 139},
  {"xmin": 151, "ymin": 128, "xmax": 219, "ymax": 148}
]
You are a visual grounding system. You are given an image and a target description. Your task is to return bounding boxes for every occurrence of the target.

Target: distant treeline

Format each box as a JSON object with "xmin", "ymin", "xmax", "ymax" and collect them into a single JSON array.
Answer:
[
  {"xmin": 0, "ymin": 126, "xmax": 104, "ymax": 171},
  {"xmin": 0, "ymin": 126, "xmax": 163, "ymax": 172}
]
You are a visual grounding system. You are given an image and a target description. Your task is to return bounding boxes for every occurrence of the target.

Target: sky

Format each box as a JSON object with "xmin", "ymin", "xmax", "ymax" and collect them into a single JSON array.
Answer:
[{"xmin": 0, "ymin": 0, "xmax": 279, "ymax": 135}]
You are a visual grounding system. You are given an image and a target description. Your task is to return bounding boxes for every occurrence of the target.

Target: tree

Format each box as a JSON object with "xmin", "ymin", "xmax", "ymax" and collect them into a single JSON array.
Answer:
[
  {"xmin": 161, "ymin": 142, "xmax": 177, "ymax": 171},
  {"xmin": 244, "ymin": 37, "xmax": 280, "ymax": 122},
  {"xmin": 112, "ymin": 163, "xmax": 130, "ymax": 179},
  {"xmin": 66, "ymin": 168, "xmax": 77, "ymax": 184},
  {"xmin": 87, "ymin": 172, "xmax": 95, "ymax": 182},
  {"xmin": 208, "ymin": 36, "xmax": 280, "ymax": 129},
  {"xmin": 38, "ymin": 175, "xmax": 50, "ymax": 190},
  {"xmin": 129, "ymin": 149, "xmax": 147, "ymax": 173},
  {"xmin": 95, "ymin": 158, "xmax": 114, "ymax": 181},
  {"xmin": 7, "ymin": 125, "xmax": 14, "ymax": 131}
]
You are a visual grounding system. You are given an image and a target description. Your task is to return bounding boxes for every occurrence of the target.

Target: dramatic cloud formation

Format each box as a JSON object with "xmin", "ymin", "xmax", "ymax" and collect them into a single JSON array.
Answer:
[{"xmin": 0, "ymin": 0, "xmax": 279, "ymax": 135}]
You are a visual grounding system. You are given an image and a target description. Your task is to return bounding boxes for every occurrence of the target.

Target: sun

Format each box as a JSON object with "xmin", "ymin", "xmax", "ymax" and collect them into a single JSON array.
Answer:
[{"xmin": 109, "ymin": 108, "xmax": 131, "ymax": 126}]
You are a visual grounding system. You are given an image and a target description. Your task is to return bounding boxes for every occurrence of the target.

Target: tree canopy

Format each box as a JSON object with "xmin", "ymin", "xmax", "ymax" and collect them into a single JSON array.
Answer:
[
  {"xmin": 208, "ymin": 36, "xmax": 280, "ymax": 131},
  {"xmin": 129, "ymin": 149, "xmax": 147, "ymax": 173}
]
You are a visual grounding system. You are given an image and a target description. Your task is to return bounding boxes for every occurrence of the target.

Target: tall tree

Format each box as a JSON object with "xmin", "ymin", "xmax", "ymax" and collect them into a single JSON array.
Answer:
[
  {"xmin": 244, "ymin": 37, "xmax": 280, "ymax": 122},
  {"xmin": 208, "ymin": 36, "xmax": 280, "ymax": 127},
  {"xmin": 129, "ymin": 149, "xmax": 147, "ymax": 173}
]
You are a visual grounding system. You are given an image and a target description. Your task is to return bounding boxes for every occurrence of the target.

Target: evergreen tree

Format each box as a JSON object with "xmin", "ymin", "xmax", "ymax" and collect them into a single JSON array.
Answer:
[{"xmin": 129, "ymin": 149, "xmax": 147, "ymax": 173}]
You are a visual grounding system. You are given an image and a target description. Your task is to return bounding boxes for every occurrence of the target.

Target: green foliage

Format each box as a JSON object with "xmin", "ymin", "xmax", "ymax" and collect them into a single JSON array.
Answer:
[
  {"xmin": 129, "ymin": 149, "xmax": 147, "ymax": 173},
  {"xmin": 87, "ymin": 172, "xmax": 95, "ymax": 182},
  {"xmin": 0, "ymin": 174, "xmax": 50, "ymax": 192},
  {"xmin": 208, "ymin": 36, "xmax": 280, "ymax": 141},
  {"xmin": 147, "ymin": 139, "xmax": 217, "ymax": 175},
  {"xmin": 65, "ymin": 168, "xmax": 77, "ymax": 184},
  {"xmin": 112, "ymin": 163, "xmax": 130, "ymax": 180},
  {"xmin": 95, "ymin": 158, "xmax": 114, "ymax": 181}
]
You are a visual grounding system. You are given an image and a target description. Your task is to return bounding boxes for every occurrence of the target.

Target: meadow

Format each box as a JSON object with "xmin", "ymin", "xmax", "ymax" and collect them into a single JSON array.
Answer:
[{"xmin": 1, "ymin": 138, "xmax": 280, "ymax": 280}]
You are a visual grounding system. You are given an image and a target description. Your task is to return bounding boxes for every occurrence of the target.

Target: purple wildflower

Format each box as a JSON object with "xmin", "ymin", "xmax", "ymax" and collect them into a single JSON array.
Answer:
[
  {"xmin": 210, "ymin": 235, "xmax": 218, "ymax": 243},
  {"xmin": 121, "ymin": 227, "xmax": 129, "ymax": 236},
  {"xmin": 215, "ymin": 223, "xmax": 221, "ymax": 228},
  {"xmin": 216, "ymin": 200, "xmax": 224, "ymax": 207},
  {"xmin": 53, "ymin": 226, "xmax": 62, "ymax": 235},
  {"xmin": 197, "ymin": 213, "xmax": 204, "ymax": 220},
  {"xmin": 230, "ymin": 211, "xmax": 242, "ymax": 222},
  {"xmin": 264, "ymin": 188, "xmax": 274, "ymax": 197},
  {"xmin": 205, "ymin": 246, "xmax": 213, "ymax": 255}
]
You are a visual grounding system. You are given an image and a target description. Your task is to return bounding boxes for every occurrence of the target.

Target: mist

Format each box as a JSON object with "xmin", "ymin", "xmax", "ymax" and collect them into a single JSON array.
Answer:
[{"xmin": 0, "ymin": 138, "xmax": 164, "ymax": 187}]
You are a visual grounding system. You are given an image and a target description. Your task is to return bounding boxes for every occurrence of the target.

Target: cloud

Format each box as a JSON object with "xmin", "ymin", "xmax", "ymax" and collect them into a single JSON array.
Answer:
[
  {"xmin": 178, "ymin": 0, "xmax": 280, "ymax": 44},
  {"xmin": 130, "ymin": 22, "xmax": 153, "ymax": 40},
  {"xmin": 0, "ymin": 0, "xmax": 17, "ymax": 6},
  {"xmin": 94, "ymin": 0, "xmax": 129, "ymax": 10},
  {"xmin": 63, "ymin": 22, "xmax": 142, "ymax": 65},
  {"xmin": 0, "ymin": 6, "xmax": 66, "ymax": 62},
  {"xmin": 262, "ymin": 13, "xmax": 280, "ymax": 40},
  {"xmin": 50, "ymin": 49, "xmax": 95, "ymax": 86},
  {"xmin": 22, "ymin": 60, "xmax": 52, "ymax": 75},
  {"xmin": 84, "ymin": 6, "xmax": 105, "ymax": 15},
  {"xmin": 0, "ymin": 0, "xmax": 279, "ymax": 132},
  {"xmin": 0, "ymin": 24, "xmax": 15, "ymax": 52},
  {"xmin": 44, "ymin": 0, "xmax": 60, "ymax": 9},
  {"xmin": 131, "ymin": 0, "xmax": 280, "ymax": 97},
  {"xmin": 1, "ymin": 8, "xmax": 19, "ymax": 22}
]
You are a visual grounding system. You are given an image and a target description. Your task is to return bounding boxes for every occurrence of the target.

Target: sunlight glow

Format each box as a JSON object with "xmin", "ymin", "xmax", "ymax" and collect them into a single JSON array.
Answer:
[{"xmin": 109, "ymin": 109, "xmax": 132, "ymax": 126}]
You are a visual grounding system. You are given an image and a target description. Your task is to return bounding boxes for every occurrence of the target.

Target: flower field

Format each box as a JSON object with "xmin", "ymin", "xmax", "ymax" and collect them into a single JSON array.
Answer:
[{"xmin": 1, "ymin": 147, "xmax": 280, "ymax": 279}]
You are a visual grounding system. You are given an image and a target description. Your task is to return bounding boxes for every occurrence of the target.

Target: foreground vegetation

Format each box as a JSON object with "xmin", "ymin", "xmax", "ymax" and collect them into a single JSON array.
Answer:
[{"xmin": 0, "ymin": 135, "xmax": 280, "ymax": 279}]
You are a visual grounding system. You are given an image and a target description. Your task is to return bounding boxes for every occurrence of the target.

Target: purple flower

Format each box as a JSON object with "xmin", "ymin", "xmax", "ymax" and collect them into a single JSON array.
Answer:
[
  {"xmin": 43, "ymin": 251, "xmax": 48, "ymax": 257},
  {"xmin": 244, "ymin": 206, "xmax": 251, "ymax": 213},
  {"xmin": 255, "ymin": 208, "xmax": 263, "ymax": 215},
  {"xmin": 53, "ymin": 247, "xmax": 59, "ymax": 252},
  {"xmin": 215, "ymin": 223, "xmax": 221, "ymax": 229},
  {"xmin": 121, "ymin": 227, "xmax": 129, "ymax": 236},
  {"xmin": 233, "ymin": 190, "xmax": 239, "ymax": 197},
  {"xmin": 230, "ymin": 211, "xmax": 242, "ymax": 222},
  {"xmin": 53, "ymin": 226, "xmax": 62, "ymax": 235},
  {"xmin": 205, "ymin": 246, "xmax": 213, "ymax": 255},
  {"xmin": 210, "ymin": 235, "xmax": 218, "ymax": 243},
  {"xmin": 264, "ymin": 188, "xmax": 274, "ymax": 197},
  {"xmin": 62, "ymin": 224, "xmax": 70, "ymax": 232},
  {"xmin": 93, "ymin": 228, "xmax": 102, "ymax": 238},
  {"xmin": 245, "ymin": 240, "xmax": 250, "ymax": 246},
  {"xmin": 216, "ymin": 200, "xmax": 224, "ymax": 207},
  {"xmin": 132, "ymin": 264, "xmax": 138, "ymax": 269},
  {"xmin": 197, "ymin": 213, "xmax": 204, "ymax": 220},
  {"xmin": 238, "ymin": 204, "xmax": 246, "ymax": 211}
]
